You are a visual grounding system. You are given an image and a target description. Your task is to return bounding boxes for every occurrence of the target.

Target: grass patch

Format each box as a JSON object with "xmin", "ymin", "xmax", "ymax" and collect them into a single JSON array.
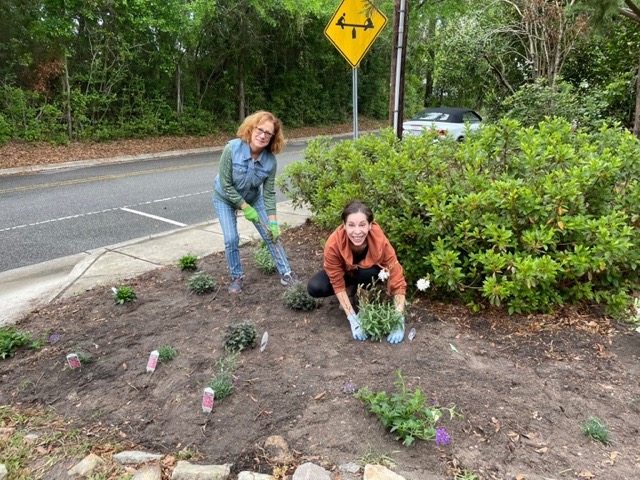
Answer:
[{"xmin": 582, "ymin": 417, "xmax": 611, "ymax": 445}]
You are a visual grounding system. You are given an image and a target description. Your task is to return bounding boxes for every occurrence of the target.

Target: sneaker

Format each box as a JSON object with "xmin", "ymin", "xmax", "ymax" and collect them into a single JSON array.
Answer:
[
  {"xmin": 228, "ymin": 276, "xmax": 244, "ymax": 294},
  {"xmin": 280, "ymin": 272, "xmax": 300, "ymax": 286}
]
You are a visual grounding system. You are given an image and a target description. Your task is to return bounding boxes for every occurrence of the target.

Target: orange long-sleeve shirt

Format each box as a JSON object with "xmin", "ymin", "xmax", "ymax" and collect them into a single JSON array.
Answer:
[{"xmin": 323, "ymin": 222, "xmax": 407, "ymax": 296}]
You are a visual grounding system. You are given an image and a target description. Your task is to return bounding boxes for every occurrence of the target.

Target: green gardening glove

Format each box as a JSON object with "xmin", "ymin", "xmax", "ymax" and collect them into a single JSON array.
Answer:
[
  {"xmin": 242, "ymin": 205, "xmax": 259, "ymax": 223},
  {"xmin": 269, "ymin": 221, "xmax": 280, "ymax": 241}
]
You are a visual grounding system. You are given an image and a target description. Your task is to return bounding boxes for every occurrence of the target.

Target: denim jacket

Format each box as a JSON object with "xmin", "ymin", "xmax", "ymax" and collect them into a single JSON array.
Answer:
[{"xmin": 213, "ymin": 139, "xmax": 277, "ymax": 215}]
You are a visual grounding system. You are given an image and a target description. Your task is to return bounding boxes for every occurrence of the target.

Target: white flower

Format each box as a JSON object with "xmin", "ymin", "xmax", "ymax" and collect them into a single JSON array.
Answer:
[
  {"xmin": 378, "ymin": 269, "xmax": 390, "ymax": 282},
  {"xmin": 416, "ymin": 278, "xmax": 431, "ymax": 291}
]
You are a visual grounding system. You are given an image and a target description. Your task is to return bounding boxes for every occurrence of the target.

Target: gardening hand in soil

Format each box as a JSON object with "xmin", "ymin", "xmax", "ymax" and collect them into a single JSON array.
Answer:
[
  {"xmin": 387, "ymin": 316, "xmax": 405, "ymax": 344},
  {"xmin": 269, "ymin": 221, "xmax": 280, "ymax": 241},
  {"xmin": 348, "ymin": 313, "xmax": 367, "ymax": 341},
  {"xmin": 306, "ymin": 200, "xmax": 408, "ymax": 326},
  {"xmin": 242, "ymin": 205, "xmax": 259, "ymax": 223},
  {"xmin": 212, "ymin": 111, "xmax": 297, "ymax": 289}
]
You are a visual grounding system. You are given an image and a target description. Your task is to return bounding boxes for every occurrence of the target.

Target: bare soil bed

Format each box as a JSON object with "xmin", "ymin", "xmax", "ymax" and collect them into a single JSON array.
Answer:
[{"xmin": 1, "ymin": 221, "xmax": 639, "ymax": 479}]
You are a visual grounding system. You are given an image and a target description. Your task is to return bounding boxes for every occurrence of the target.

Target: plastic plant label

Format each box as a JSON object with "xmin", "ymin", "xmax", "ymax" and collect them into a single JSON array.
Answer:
[
  {"xmin": 202, "ymin": 387, "xmax": 215, "ymax": 413},
  {"xmin": 408, "ymin": 328, "xmax": 416, "ymax": 342},
  {"xmin": 260, "ymin": 331, "xmax": 269, "ymax": 352},
  {"xmin": 67, "ymin": 353, "xmax": 81, "ymax": 369}
]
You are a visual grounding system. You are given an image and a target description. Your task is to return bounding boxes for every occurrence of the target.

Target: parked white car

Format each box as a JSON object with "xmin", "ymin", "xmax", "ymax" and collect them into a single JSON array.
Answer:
[{"xmin": 402, "ymin": 107, "xmax": 483, "ymax": 141}]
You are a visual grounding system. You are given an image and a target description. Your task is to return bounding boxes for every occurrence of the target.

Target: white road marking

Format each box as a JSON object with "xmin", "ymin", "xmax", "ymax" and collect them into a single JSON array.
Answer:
[
  {"xmin": 120, "ymin": 207, "xmax": 187, "ymax": 227},
  {"xmin": 1, "ymin": 191, "xmax": 210, "ymax": 232}
]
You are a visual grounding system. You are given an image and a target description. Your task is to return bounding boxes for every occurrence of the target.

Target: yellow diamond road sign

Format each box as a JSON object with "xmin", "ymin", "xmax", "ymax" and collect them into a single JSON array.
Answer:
[{"xmin": 324, "ymin": 0, "xmax": 387, "ymax": 68}]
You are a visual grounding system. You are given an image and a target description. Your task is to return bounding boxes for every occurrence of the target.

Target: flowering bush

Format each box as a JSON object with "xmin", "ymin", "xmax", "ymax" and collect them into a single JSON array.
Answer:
[{"xmin": 279, "ymin": 119, "xmax": 640, "ymax": 317}]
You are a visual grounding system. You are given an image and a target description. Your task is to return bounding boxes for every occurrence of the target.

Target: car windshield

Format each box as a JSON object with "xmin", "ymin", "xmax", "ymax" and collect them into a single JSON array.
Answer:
[{"xmin": 414, "ymin": 111, "xmax": 452, "ymax": 122}]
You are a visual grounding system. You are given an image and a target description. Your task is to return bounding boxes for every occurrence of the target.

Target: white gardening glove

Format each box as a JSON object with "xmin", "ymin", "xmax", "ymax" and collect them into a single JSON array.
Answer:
[
  {"xmin": 387, "ymin": 316, "xmax": 405, "ymax": 344},
  {"xmin": 347, "ymin": 313, "xmax": 367, "ymax": 341}
]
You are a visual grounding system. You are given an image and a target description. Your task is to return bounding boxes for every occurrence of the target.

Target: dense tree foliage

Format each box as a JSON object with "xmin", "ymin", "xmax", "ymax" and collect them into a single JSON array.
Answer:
[{"xmin": 3, "ymin": 0, "xmax": 640, "ymax": 143}]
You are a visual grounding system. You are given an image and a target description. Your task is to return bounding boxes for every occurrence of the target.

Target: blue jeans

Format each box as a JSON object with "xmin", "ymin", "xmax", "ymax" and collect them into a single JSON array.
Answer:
[{"xmin": 212, "ymin": 195, "xmax": 292, "ymax": 279}]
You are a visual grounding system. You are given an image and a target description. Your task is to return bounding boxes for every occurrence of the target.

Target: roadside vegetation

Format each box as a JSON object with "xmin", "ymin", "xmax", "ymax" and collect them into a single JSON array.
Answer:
[{"xmin": 279, "ymin": 118, "xmax": 640, "ymax": 321}]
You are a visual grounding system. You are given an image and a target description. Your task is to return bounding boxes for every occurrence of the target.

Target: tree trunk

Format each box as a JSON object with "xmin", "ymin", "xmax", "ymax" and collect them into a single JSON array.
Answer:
[
  {"xmin": 63, "ymin": 57, "xmax": 72, "ymax": 139},
  {"xmin": 238, "ymin": 66, "xmax": 245, "ymax": 123},
  {"xmin": 634, "ymin": 53, "xmax": 640, "ymax": 136},
  {"xmin": 423, "ymin": 17, "xmax": 436, "ymax": 107},
  {"xmin": 175, "ymin": 63, "xmax": 183, "ymax": 115}
]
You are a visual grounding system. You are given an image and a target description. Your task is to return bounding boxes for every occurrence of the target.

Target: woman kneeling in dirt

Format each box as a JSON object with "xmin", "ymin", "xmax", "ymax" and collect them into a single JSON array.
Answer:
[{"xmin": 307, "ymin": 200, "xmax": 407, "ymax": 343}]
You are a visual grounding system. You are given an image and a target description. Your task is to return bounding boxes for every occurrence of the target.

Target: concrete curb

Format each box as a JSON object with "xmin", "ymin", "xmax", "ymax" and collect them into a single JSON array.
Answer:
[{"xmin": 0, "ymin": 200, "xmax": 313, "ymax": 327}]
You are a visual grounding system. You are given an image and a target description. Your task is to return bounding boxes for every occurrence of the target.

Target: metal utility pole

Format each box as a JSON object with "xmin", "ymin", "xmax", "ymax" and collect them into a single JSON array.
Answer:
[{"xmin": 389, "ymin": 0, "xmax": 408, "ymax": 139}]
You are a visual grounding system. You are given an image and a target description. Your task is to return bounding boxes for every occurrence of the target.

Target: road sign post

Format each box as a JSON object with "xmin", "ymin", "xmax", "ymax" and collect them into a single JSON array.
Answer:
[{"xmin": 325, "ymin": 0, "xmax": 387, "ymax": 138}]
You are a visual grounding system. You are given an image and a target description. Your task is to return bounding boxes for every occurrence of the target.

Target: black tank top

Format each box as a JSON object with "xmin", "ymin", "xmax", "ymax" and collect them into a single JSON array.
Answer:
[{"xmin": 353, "ymin": 245, "xmax": 368, "ymax": 265}]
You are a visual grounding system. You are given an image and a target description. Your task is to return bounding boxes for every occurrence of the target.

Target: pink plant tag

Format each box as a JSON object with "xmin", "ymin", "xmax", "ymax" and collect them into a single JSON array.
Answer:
[
  {"xmin": 202, "ymin": 387, "xmax": 215, "ymax": 413},
  {"xmin": 66, "ymin": 353, "xmax": 81, "ymax": 369},
  {"xmin": 146, "ymin": 350, "xmax": 159, "ymax": 372}
]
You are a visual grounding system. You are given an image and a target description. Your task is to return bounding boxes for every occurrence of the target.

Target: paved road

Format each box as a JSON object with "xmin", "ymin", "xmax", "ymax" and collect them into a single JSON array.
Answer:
[{"xmin": 0, "ymin": 142, "xmax": 309, "ymax": 273}]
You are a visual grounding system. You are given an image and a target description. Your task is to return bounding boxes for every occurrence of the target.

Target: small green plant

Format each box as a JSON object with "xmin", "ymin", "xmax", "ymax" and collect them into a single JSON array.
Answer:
[
  {"xmin": 454, "ymin": 471, "xmax": 479, "ymax": 480},
  {"xmin": 357, "ymin": 285, "xmax": 403, "ymax": 341},
  {"xmin": 283, "ymin": 282, "xmax": 319, "ymax": 311},
  {"xmin": 186, "ymin": 271, "xmax": 217, "ymax": 294},
  {"xmin": 178, "ymin": 254, "xmax": 198, "ymax": 271},
  {"xmin": 112, "ymin": 285, "xmax": 137, "ymax": 305},
  {"xmin": 76, "ymin": 351, "xmax": 93, "ymax": 365},
  {"xmin": 223, "ymin": 322, "xmax": 257, "ymax": 353},
  {"xmin": 355, "ymin": 369, "xmax": 460, "ymax": 446},
  {"xmin": 254, "ymin": 243, "xmax": 276, "ymax": 274},
  {"xmin": 209, "ymin": 354, "xmax": 239, "ymax": 401},
  {"xmin": 0, "ymin": 327, "xmax": 32, "ymax": 359},
  {"xmin": 582, "ymin": 417, "xmax": 611, "ymax": 445},
  {"xmin": 158, "ymin": 345, "xmax": 177, "ymax": 362}
]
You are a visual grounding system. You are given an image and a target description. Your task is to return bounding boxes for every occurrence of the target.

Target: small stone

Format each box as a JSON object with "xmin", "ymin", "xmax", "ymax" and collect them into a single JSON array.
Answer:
[
  {"xmin": 67, "ymin": 453, "xmax": 105, "ymax": 477},
  {"xmin": 0, "ymin": 463, "xmax": 7, "ymax": 480},
  {"xmin": 292, "ymin": 462, "xmax": 331, "ymax": 480},
  {"xmin": 113, "ymin": 451, "xmax": 163, "ymax": 465},
  {"xmin": 363, "ymin": 464, "xmax": 406, "ymax": 480},
  {"xmin": 23, "ymin": 433, "xmax": 39, "ymax": 444},
  {"xmin": 170, "ymin": 461, "xmax": 231, "ymax": 480},
  {"xmin": 238, "ymin": 473, "xmax": 273, "ymax": 480},
  {"xmin": 263, "ymin": 435, "xmax": 294, "ymax": 464},
  {"xmin": 339, "ymin": 462, "xmax": 361, "ymax": 474},
  {"xmin": 132, "ymin": 463, "xmax": 162, "ymax": 480}
]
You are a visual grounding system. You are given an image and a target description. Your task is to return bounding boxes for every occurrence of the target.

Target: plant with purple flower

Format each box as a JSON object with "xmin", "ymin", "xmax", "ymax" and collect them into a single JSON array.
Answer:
[
  {"xmin": 355, "ymin": 369, "xmax": 462, "ymax": 446},
  {"xmin": 341, "ymin": 381, "xmax": 357, "ymax": 395},
  {"xmin": 435, "ymin": 428, "xmax": 451, "ymax": 445},
  {"xmin": 49, "ymin": 333, "xmax": 62, "ymax": 344}
]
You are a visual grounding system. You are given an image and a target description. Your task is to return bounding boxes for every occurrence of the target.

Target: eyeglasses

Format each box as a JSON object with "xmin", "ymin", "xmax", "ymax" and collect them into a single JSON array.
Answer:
[{"xmin": 255, "ymin": 126, "xmax": 274, "ymax": 139}]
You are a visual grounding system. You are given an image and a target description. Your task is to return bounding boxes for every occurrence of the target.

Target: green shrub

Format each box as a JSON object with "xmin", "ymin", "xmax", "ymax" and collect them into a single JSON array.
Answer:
[
  {"xmin": 0, "ymin": 327, "xmax": 31, "ymax": 359},
  {"xmin": 581, "ymin": 417, "xmax": 610, "ymax": 445},
  {"xmin": 223, "ymin": 322, "xmax": 257, "ymax": 353},
  {"xmin": 186, "ymin": 272, "xmax": 217, "ymax": 294},
  {"xmin": 178, "ymin": 254, "xmax": 198, "ymax": 271},
  {"xmin": 283, "ymin": 282, "xmax": 319, "ymax": 311},
  {"xmin": 253, "ymin": 243, "xmax": 276, "ymax": 274},
  {"xmin": 357, "ymin": 286, "xmax": 403, "ymax": 341},
  {"xmin": 158, "ymin": 345, "xmax": 178, "ymax": 362},
  {"xmin": 209, "ymin": 354, "xmax": 238, "ymax": 401},
  {"xmin": 278, "ymin": 119, "xmax": 640, "ymax": 317},
  {"xmin": 112, "ymin": 285, "xmax": 137, "ymax": 305},
  {"xmin": 355, "ymin": 370, "xmax": 460, "ymax": 446}
]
